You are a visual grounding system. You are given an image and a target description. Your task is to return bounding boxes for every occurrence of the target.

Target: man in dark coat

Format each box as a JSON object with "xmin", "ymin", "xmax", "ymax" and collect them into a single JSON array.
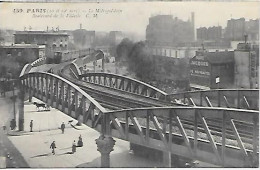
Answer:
[
  {"xmin": 30, "ymin": 120, "xmax": 33, "ymax": 132},
  {"xmin": 72, "ymin": 140, "xmax": 76, "ymax": 154},
  {"xmin": 61, "ymin": 122, "xmax": 65, "ymax": 134},
  {"xmin": 50, "ymin": 141, "xmax": 56, "ymax": 155},
  {"xmin": 77, "ymin": 135, "xmax": 83, "ymax": 147}
]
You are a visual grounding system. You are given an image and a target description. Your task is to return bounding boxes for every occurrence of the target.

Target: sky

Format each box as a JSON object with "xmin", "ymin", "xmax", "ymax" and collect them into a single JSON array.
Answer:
[{"xmin": 0, "ymin": 2, "xmax": 259, "ymax": 38}]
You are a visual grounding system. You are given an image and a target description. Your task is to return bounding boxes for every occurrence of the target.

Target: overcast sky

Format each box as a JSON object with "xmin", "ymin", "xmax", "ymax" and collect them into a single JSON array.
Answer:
[{"xmin": 0, "ymin": 2, "xmax": 259, "ymax": 37}]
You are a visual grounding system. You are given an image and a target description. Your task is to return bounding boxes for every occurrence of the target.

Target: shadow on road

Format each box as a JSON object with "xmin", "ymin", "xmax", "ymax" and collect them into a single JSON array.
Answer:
[
  {"xmin": 56, "ymin": 151, "xmax": 73, "ymax": 156},
  {"xmin": 76, "ymin": 150, "xmax": 163, "ymax": 168},
  {"xmin": 30, "ymin": 153, "xmax": 50, "ymax": 158}
]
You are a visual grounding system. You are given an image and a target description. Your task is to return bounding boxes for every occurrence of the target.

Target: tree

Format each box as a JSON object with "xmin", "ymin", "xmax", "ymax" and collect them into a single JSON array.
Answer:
[
  {"xmin": 15, "ymin": 49, "xmax": 37, "ymax": 66},
  {"xmin": 116, "ymin": 38, "xmax": 133, "ymax": 62},
  {"xmin": 0, "ymin": 66, "xmax": 6, "ymax": 78},
  {"xmin": 127, "ymin": 41, "xmax": 155, "ymax": 81}
]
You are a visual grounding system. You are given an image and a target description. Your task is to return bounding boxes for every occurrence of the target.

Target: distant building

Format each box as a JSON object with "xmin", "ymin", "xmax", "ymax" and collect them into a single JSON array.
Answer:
[
  {"xmin": 109, "ymin": 31, "xmax": 124, "ymax": 46},
  {"xmin": 149, "ymin": 42, "xmax": 231, "ymax": 59},
  {"xmin": 208, "ymin": 26, "xmax": 222, "ymax": 40},
  {"xmin": 197, "ymin": 26, "xmax": 222, "ymax": 41},
  {"xmin": 149, "ymin": 46, "xmax": 197, "ymax": 59},
  {"xmin": 234, "ymin": 43, "xmax": 259, "ymax": 89},
  {"xmin": 72, "ymin": 29, "xmax": 95, "ymax": 49},
  {"xmin": 245, "ymin": 19, "xmax": 259, "ymax": 41},
  {"xmin": 14, "ymin": 31, "xmax": 69, "ymax": 57},
  {"xmin": 146, "ymin": 13, "xmax": 195, "ymax": 46},
  {"xmin": 190, "ymin": 50, "xmax": 234, "ymax": 90},
  {"xmin": 0, "ymin": 44, "xmax": 45, "ymax": 60},
  {"xmin": 224, "ymin": 18, "xmax": 259, "ymax": 41},
  {"xmin": 197, "ymin": 27, "xmax": 208, "ymax": 41}
]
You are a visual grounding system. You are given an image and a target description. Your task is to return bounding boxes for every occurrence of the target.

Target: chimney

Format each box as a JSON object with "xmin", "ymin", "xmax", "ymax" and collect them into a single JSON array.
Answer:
[
  {"xmin": 191, "ymin": 12, "xmax": 195, "ymax": 41},
  {"xmin": 244, "ymin": 34, "xmax": 248, "ymax": 44}
]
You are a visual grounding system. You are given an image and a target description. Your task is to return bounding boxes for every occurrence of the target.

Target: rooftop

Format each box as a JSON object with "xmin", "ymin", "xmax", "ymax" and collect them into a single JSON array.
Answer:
[
  {"xmin": 206, "ymin": 51, "xmax": 234, "ymax": 64},
  {"xmin": 14, "ymin": 31, "xmax": 69, "ymax": 36},
  {"xmin": 0, "ymin": 44, "xmax": 45, "ymax": 49},
  {"xmin": 193, "ymin": 50, "xmax": 234, "ymax": 64}
]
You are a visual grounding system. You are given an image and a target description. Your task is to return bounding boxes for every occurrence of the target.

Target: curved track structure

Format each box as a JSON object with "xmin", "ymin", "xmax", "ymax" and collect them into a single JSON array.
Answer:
[
  {"xmin": 79, "ymin": 72, "xmax": 168, "ymax": 100},
  {"xmin": 61, "ymin": 65, "xmax": 175, "ymax": 109},
  {"xmin": 20, "ymin": 72, "xmax": 107, "ymax": 127},
  {"xmin": 167, "ymin": 89, "xmax": 259, "ymax": 110},
  {"xmin": 19, "ymin": 72, "xmax": 259, "ymax": 167},
  {"xmin": 19, "ymin": 57, "xmax": 47, "ymax": 77},
  {"xmin": 17, "ymin": 50, "xmax": 259, "ymax": 167}
]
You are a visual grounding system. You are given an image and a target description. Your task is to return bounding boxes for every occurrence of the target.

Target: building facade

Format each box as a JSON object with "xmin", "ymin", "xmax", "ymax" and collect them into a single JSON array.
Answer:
[
  {"xmin": 190, "ymin": 50, "xmax": 234, "ymax": 90},
  {"xmin": 234, "ymin": 43, "xmax": 259, "ymax": 89},
  {"xmin": 14, "ymin": 31, "xmax": 69, "ymax": 57},
  {"xmin": 149, "ymin": 46, "xmax": 197, "ymax": 59},
  {"xmin": 0, "ymin": 44, "xmax": 45, "ymax": 59},
  {"xmin": 149, "ymin": 43, "xmax": 232, "ymax": 59},
  {"xmin": 224, "ymin": 18, "xmax": 259, "ymax": 41},
  {"xmin": 197, "ymin": 26, "xmax": 222, "ymax": 41},
  {"xmin": 146, "ymin": 14, "xmax": 195, "ymax": 46},
  {"xmin": 72, "ymin": 29, "xmax": 95, "ymax": 49}
]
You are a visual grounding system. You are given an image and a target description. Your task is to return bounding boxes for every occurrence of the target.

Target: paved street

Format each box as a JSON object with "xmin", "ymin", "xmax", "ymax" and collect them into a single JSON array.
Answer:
[
  {"xmin": 0, "ymin": 95, "xmax": 29, "ymax": 168},
  {"xmin": 4, "ymin": 97, "xmax": 164, "ymax": 168}
]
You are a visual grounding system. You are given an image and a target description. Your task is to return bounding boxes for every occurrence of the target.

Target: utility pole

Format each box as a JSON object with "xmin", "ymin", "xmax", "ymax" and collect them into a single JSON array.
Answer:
[
  {"xmin": 11, "ymin": 80, "xmax": 16, "ymax": 130},
  {"xmin": 13, "ymin": 81, "xmax": 16, "ymax": 127}
]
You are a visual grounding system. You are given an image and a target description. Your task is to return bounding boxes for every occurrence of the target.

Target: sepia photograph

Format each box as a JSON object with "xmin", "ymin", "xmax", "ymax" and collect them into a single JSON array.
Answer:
[{"xmin": 0, "ymin": 1, "xmax": 259, "ymax": 168}]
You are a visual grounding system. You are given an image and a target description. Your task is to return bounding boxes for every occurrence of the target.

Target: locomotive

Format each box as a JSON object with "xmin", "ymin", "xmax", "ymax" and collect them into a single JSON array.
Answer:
[{"xmin": 53, "ymin": 48, "xmax": 95, "ymax": 63}]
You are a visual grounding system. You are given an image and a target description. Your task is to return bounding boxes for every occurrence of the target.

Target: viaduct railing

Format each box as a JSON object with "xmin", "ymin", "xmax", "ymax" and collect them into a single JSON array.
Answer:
[
  {"xmin": 31, "ymin": 57, "xmax": 47, "ymax": 67},
  {"xmin": 19, "ymin": 57, "xmax": 47, "ymax": 77},
  {"xmin": 104, "ymin": 107, "xmax": 259, "ymax": 167},
  {"xmin": 20, "ymin": 72, "xmax": 107, "ymax": 130},
  {"xmin": 167, "ymin": 89, "xmax": 259, "ymax": 110},
  {"xmin": 79, "ymin": 72, "xmax": 168, "ymax": 100},
  {"xmin": 20, "ymin": 72, "xmax": 259, "ymax": 167},
  {"xmin": 69, "ymin": 50, "xmax": 105, "ymax": 79}
]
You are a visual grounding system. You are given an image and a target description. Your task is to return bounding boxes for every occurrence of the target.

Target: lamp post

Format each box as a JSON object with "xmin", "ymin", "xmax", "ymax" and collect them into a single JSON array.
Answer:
[
  {"xmin": 10, "ymin": 81, "xmax": 16, "ymax": 130},
  {"xmin": 13, "ymin": 81, "xmax": 16, "ymax": 120}
]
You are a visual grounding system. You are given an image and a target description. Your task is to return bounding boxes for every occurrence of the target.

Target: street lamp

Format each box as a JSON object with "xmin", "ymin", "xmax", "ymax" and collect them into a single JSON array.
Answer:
[{"xmin": 10, "ymin": 80, "xmax": 16, "ymax": 130}]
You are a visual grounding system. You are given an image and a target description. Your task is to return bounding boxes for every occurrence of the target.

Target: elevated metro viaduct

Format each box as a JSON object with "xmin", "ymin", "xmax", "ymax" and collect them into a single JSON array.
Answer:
[
  {"xmin": 15, "ymin": 50, "xmax": 259, "ymax": 168},
  {"xmin": 67, "ymin": 58, "xmax": 259, "ymax": 167},
  {"xmin": 15, "ymin": 72, "xmax": 259, "ymax": 168}
]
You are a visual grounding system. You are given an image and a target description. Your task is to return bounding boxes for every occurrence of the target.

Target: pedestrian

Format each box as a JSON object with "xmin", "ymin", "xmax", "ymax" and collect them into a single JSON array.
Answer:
[
  {"xmin": 72, "ymin": 140, "xmax": 76, "ymax": 154},
  {"xmin": 77, "ymin": 135, "xmax": 83, "ymax": 147},
  {"xmin": 30, "ymin": 120, "xmax": 33, "ymax": 132},
  {"xmin": 61, "ymin": 122, "xmax": 65, "ymax": 134},
  {"xmin": 2, "ymin": 124, "xmax": 6, "ymax": 134},
  {"xmin": 50, "ymin": 141, "xmax": 56, "ymax": 155}
]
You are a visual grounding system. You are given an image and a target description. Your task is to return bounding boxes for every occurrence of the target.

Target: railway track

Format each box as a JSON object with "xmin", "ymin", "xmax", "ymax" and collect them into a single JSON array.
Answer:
[{"xmin": 57, "ymin": 64, "xmax": 258, "ymax": 148}]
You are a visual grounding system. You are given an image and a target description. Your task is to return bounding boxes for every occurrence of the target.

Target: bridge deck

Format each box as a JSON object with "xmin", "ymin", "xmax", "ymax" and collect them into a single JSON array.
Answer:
[
  {"xmin": 61, "ymin": 66, "xmax": 173, "ymax": 109},
  {"xmin": 20, "ymin": 72, "xmax": 259, "ymax": 167}
]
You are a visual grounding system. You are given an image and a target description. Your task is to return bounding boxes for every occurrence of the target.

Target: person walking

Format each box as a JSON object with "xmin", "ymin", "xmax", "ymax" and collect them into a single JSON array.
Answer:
[
  {"xmin": 50, "ymin": 141, "xmax": 56, "ymax": 155},
  {"xmin": 30, "ymin": 120, "xmax": 33, "ymax": 132},
  {"xmin": 72, "ymin": 140, "xmax": 76, "ymax": 154},
  {"xmin": 61, "ymin": 122, "xmax": 65, "ymax": 134},
  {"xmin": 77, "ymin": 135, "xmax": 83, "ymax": 147}
]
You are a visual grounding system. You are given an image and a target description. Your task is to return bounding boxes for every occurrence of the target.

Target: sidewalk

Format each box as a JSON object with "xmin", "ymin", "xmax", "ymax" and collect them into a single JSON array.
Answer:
[{"xmin": 8, "ymin": 97, "xmax": 163, "ymax": 168}]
